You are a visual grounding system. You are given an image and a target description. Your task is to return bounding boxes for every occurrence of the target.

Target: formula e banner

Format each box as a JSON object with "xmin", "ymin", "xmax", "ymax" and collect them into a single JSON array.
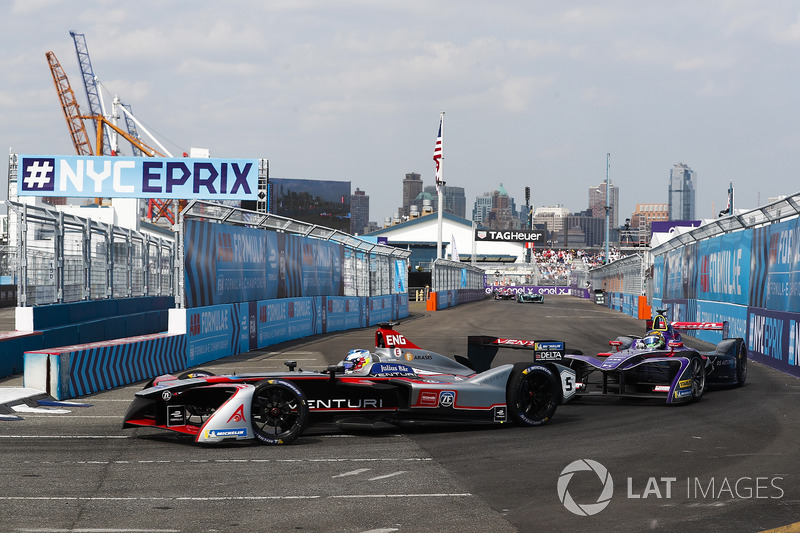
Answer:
[
  {"xmin": 695, "ymin": 231, "xmax": 751, "ymax": 305},
  {"xmin": 184, "ymin": 220, "xmax": 344, "ymax": 308},
  {"xmin": 749, "ymin": 218, "xmax": 800, "ymax": 312},
  {"xmin": 18, "ymin": 155, "xmax": 258, "ymax": 199}
]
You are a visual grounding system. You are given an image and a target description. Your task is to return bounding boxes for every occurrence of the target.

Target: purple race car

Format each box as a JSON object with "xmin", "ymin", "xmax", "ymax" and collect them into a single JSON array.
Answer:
[{"xmin": 562, "ymin": 311, "xmax": 747, "ymax": 404}]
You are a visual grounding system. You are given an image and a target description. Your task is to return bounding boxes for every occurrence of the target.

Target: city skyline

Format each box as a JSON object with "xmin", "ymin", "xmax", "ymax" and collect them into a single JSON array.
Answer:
[{"xmin": 3, "ymin": 3, "xmax": 800, "ymax": 223}]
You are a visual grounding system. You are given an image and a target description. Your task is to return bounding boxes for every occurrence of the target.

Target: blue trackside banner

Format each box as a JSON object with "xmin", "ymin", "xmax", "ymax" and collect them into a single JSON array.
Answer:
[{"xmin": 17, "ymin": 155, "xmax": 258, "ymax": 199}]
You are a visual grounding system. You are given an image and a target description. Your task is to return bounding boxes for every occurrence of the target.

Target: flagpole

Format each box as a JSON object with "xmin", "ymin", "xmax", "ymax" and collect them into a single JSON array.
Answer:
[{"xmin": 436, "ymin": 112, "xmax": 445, "ymax": 260}]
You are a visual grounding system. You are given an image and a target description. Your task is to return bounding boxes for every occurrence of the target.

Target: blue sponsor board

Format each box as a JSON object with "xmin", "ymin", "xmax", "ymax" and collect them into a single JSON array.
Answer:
[
  {"xmin": 324, "ymin": 296, "xmax": 364, "ymax": 333},
  {"xmin": 694, "ymin": 300, "xmax": 748, "ymax": 343},
  {"xmin": 394, "ymin": 260, "xmax": 407, "ymax": 293},
  {"xmin": 761, "ymin": 218, "xmax": 800, "ymax": 312},
  {"xmin": 18, "ymin": 155, "xmax": 258, "ymax": 199},
  {"xmin": 186, "ymin": 304, "xmax": 242, "ymax": 366},
  {"xmin": 185, "ymin": 220, "xmax": 269, "ymax": 307},
  {"xmin": 256, "ymin": 298, "xmax": 321, "ymax": 346},
  {"xmin": 369, "ymin": 295, "xmax": 395, "ymax": 324},
  {"xmin": 696, "ymin": 231, "xmax": 751, "ymax": 305},
  {"xmin": 653, "ymin": 255, "xmax": 665, "ymax": 300},
  {"xmin": 185, "ymin": 221, "xmax": 346, "ymax": 308},
  {"xmin": 213, "ymin": 224, "xmax": 269, "ymax": 305},
  {"xmin": 301, "ymin": 240, "xmax": 344, "ymax": 297},
  {"xmin": 748, "ymin": 307, "xmax": 800, "ymax": 378}
]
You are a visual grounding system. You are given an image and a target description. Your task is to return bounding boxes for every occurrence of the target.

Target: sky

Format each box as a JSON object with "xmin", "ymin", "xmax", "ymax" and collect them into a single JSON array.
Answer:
[{"xmin": 3, "ymin": 0, "xmax": 800, "ymax": 225}]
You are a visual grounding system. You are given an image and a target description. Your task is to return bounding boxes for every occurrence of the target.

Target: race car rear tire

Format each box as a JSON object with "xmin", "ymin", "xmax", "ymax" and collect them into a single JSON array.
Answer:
[
  {"xmin": 251, "ymin": 379, "xmax": 309, "ymax": 445},
  {"xmin": 688, "ymin": 355, "xmax": 706, "ymax": 402},
  {"xmin": 506, "ymin": 363, "xmax": 560, "ymax": 426},
  {"xmin": 735, "ymin": 339, "xmax": 747, "ymax": 387}
]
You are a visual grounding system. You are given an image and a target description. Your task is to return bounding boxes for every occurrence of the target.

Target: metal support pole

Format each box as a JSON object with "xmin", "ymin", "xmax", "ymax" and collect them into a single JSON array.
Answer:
[{"xmin": 605, "ymin": 153, "xmax": 610, "ymax": 264}]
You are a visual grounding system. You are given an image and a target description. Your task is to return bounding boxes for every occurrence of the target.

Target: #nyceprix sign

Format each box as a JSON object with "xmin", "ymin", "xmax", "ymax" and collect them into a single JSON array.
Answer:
[{"xmin": 18, "ymin": 155, "xmax": 259, "ymax": 199}]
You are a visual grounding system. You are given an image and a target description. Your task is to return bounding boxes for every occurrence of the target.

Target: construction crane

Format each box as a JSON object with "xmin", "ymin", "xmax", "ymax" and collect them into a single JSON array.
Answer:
[
  {"xmin": 67, "ymin": 31, "xmax": 181, "ymax": 223},
  {"xmin": 46, "ymin": 51, "xmax": 93, "ymax": 156},
  {"xmin": 47, "ymin": 40, "xmax": 182, "ymax": 222},
  {"xmin": 70, "ymin": 31, "xmax": 112, "ymax": 156}
]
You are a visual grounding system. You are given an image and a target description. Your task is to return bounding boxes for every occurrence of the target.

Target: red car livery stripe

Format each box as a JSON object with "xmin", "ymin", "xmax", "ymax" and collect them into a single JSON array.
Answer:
[{"xmin": 670, "ymin": 322, "xmax": 725, "ymax": 330}]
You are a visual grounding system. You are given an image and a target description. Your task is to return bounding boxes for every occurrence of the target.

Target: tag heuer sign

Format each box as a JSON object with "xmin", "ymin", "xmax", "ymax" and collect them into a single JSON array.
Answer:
[{"xmin": 474, "ymin": 230, "xmax": 545, "ymax": 243}]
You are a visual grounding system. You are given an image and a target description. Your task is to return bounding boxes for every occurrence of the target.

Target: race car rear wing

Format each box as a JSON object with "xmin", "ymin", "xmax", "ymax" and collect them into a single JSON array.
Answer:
[
  {"xmin": 645, "ymin": 319, "xmax": 729, "ymax": 338},
  {"xmin": 466, "ymin": 336, "xmax": 566, "ymax": 372}
]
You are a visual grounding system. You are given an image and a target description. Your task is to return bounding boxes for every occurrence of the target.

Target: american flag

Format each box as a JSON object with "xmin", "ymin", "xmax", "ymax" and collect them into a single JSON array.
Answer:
[{"xmin": 433, "ymin": 116, "xmax": 443, "ymax": 188}]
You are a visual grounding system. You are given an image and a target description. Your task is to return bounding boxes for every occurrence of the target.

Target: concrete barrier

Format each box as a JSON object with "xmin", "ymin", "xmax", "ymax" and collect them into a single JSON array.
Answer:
[{"xmin": 24, "ymin": 333, "xmax": 186, "ymax": 400}]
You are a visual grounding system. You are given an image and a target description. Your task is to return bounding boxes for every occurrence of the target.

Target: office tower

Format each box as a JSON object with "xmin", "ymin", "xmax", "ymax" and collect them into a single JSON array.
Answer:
[
  {"xmin": 402, "ymin": 172, "xmax": 423, "ymax": 217},
  {"xmin": 423, "ymin": 185, "xmax": 467, "ymax": 218},
  {"xmin": 350, "ymin": 188, "xmax": 369, "ymax": 235},
  {"xmin": 668, "ymin": 163, "xmax": 697, "ymax": 221},
  {"xmin": 588, "ymin": 180, "xmax": 619, "ymax": 229}
]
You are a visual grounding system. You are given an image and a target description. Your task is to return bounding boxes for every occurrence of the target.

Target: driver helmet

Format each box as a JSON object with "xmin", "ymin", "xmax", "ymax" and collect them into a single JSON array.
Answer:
[
  {"xmin": 640, "ymin": 334, "xmax": 665, "ymax": 350},
  {"xmin": 343, "ymin": 349, "xmax": 372, "ymax": 373}
]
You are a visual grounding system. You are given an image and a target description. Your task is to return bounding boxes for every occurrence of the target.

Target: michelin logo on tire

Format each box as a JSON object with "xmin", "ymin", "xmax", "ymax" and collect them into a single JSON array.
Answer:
[{"xmin": 557, "ymin": 459, "xmax": 614, "ymax": 516}]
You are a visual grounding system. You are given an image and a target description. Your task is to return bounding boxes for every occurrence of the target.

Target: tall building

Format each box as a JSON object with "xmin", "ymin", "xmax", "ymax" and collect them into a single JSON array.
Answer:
[
  {"xmin": 471, "ymin": 184, "xmax": 522, "ymax": 230},
  {"xmin": 422, "ymin": 185, "xmax": 467, "ymax": 218},
  {"xmin": 350, "ymin": 188, "xmax": 369, "ymax": 235},
  {"xmin": 472, "ymin": 193, "xmax": 493, "ymax": 224},
  {"xmin": 564, "ymin": 213, "xmax": 606, "ymax": 248},
  {"xmin": 588, "ymin": 180, "xmax": 619, "ymax": 229},
  {"xmin": 668, "ymin": 163, "xmax": 697, "ymax": 221},
  {"xmin": 402, "ymin": 172, "xmax": 423, "ymax": 217},
  {"xmin": 630, "ymin": 203, "xmax": 668, "ymax": 230},
  {"xmin": 532, "ymin": 206, "xmax": 571, "ymax": 245},
  {"xmin": 628, "ymin": 203, "xmax": 668, "ymax": 246}
]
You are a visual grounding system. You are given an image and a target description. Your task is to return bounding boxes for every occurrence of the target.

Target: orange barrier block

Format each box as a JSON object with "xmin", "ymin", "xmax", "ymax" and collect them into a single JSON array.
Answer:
[
  {"xmin": 638, "ymin": 295, "xmax": 651, "ymax": 320},
  {"xmin": 426, "ymin": 292, "xmax": 438, "ymax": 311}
]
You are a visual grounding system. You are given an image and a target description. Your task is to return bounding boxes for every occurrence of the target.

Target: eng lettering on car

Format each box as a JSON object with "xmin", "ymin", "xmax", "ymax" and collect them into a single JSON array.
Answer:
[{"xmin": 385, "ymin": 334, "xmax": 407, "ymax": 347}]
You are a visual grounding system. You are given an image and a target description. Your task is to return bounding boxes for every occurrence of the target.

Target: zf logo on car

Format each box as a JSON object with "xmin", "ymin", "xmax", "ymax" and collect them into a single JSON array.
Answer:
[{"xmin": 439, "ymin": 391, "xmax": 456, "ymax": 408}]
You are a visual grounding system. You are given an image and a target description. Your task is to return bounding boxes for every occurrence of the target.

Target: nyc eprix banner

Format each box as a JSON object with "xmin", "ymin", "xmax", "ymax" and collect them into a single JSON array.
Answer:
[{"xmin": 18, "ymin": 155, "xmax": 258, "ymax": 199}]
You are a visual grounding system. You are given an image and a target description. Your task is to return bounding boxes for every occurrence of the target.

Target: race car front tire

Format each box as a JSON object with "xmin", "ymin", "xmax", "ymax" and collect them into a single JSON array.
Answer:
[
  {"xmin": 251, "ymin": 379, "xmax": 309, "ymax": 445},
  {"xmin": 688, "ymin": 355, "xmax": 706, "ymax": 402},
  {"xmin": 506, "ymin": 363, "xmax": 560, "ymax": 426}
]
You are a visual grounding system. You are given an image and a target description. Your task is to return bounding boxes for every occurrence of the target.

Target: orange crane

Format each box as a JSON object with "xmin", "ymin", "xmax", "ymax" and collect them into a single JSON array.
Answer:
[
  {"xmin": 47, "ymin": 51, "xmax": 166, "ymax": 158},
  {"xmin": 46, "ymin": 48, "xmax": 181, "ymax": 222},
  {"xmin": 46, "ymin": 51, "xmax": 93, "ymax": 156}
]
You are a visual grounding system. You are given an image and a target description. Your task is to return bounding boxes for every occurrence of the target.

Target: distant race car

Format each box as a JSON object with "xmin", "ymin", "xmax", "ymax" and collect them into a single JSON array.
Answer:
[
  {"xmin": 562, "ymin": 310, "xmax": 747, "ymax": 404},
  {"xmin": 517, "ymin": 292, "xmax": 545, "ymax": 304},
  {"xmin": 123, "ymin": 323, "xmax": 577, "ymax": 445},
  {"xmin": 492, "ymin": 287, "xmax": 516, "ymax": 300}
]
